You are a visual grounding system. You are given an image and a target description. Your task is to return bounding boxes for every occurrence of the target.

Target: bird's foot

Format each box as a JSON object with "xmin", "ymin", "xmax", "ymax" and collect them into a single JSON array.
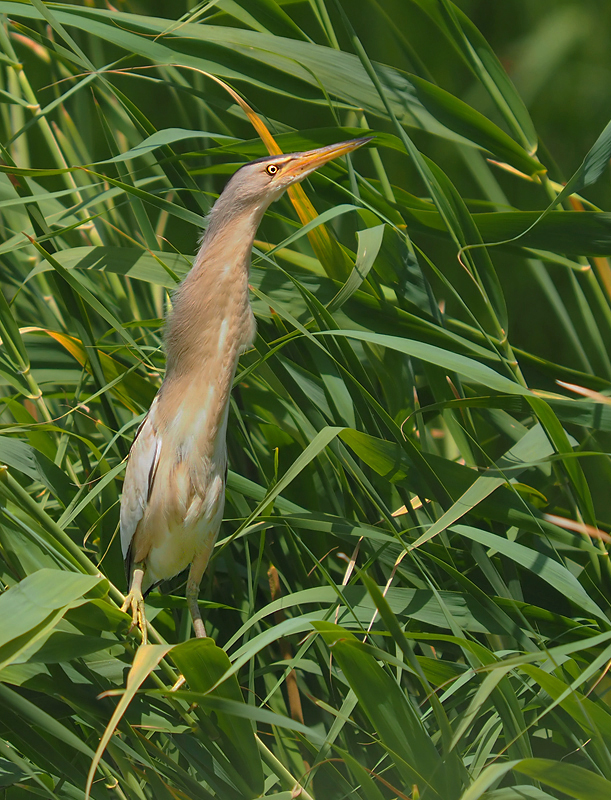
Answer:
[
  {"xmin": 121, "ymin": 588, "xmax": 148, "ymax": 644},
  {"xmin": 121, "ymin": 566, "xmax": 148, "ymax": 644}
]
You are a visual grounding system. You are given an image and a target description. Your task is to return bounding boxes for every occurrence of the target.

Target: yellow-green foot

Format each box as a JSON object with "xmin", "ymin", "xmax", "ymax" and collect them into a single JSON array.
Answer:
[{"xmin": 121, "ymin": 566, "xmax": 148, "ymax": 644}]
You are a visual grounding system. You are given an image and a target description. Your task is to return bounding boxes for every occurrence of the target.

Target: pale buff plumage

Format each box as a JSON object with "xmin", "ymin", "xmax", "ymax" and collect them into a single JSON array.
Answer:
[{"xmin": 120, "ymin": 137, "xmax": 372, "ymax": 641}]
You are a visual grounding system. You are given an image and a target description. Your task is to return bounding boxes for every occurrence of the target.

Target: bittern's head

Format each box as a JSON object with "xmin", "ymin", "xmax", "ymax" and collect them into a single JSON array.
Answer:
[{"xmin": 207, "ymin": 137, "xmax": 373, "ymax": 231}]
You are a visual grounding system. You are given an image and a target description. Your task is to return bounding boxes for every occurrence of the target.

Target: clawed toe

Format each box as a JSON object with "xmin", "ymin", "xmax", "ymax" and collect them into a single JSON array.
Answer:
[
  {"xmin": 121, "ymin": 566, "xmax": 148, "ymax": 644},
  {"xmin": 120, "ymin": 590, "xmax": 148, "ymax": 644}
]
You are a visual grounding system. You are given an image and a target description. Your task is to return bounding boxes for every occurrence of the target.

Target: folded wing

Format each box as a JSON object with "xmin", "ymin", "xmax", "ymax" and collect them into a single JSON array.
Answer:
[{"xmin": 120, "ymin": 397, "xmax": 161, "ymax": 564}]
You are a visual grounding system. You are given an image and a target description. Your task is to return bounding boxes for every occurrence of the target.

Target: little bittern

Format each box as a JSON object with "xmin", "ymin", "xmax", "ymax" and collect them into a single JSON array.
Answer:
[{"xmin": 120, "ymin": 136, "xmax": 371, "ymax": 641}]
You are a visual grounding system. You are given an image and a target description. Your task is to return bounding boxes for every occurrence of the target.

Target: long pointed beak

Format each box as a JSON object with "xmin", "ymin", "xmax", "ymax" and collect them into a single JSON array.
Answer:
[{"xmin": 283, "ymin": 136, "xmax": 373, "ymax": 182}]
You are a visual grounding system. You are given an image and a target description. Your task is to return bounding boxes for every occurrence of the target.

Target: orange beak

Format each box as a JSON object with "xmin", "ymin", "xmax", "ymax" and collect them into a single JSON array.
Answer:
[{"xmin": 282, "ymin": 136, "xmax": 373, "ymax": 182}]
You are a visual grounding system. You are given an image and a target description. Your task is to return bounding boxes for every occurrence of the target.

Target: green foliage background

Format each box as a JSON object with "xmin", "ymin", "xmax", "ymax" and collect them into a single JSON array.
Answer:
[{"xmin": 1, "ymin": 1, "xmax": 611, "ymax": 798}]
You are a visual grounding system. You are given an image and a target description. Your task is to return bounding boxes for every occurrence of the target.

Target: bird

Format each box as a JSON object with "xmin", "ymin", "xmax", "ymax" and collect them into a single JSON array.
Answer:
[{"xmin": 119, "ymin": 136, "xmax": 372, "ymax": 642}]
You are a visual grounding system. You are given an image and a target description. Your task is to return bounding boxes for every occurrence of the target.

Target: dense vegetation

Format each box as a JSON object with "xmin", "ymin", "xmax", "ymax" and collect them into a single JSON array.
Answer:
[{"xmin": 1, "ymin": 1, "xmax": 611, "ymax": 798}]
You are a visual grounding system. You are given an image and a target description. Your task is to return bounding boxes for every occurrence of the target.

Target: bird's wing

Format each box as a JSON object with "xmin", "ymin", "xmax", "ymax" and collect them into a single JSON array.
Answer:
[{"xmin": 120, "ymin": 397, "xmax": 161, "ymax": 561}]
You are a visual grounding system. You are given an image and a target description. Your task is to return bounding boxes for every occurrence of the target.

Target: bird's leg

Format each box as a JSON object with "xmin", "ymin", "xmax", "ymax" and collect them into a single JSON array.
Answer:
[
  {"xmin": 186, "ymin": 566, "xmax": 206, "ymax": 639},
  {"xmin": 187, "ymin": 540, "xmax": 216, "ymax": 638},
  {"xmin": 121, "ymin": 563, "xmax": 148, "ymax": 645}
]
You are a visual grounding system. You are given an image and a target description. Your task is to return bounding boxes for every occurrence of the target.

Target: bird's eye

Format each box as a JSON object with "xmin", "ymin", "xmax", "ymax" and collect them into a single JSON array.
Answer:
[{"xmin": 266, "ymin": 164, "xmax": 279, "ymax": 175}]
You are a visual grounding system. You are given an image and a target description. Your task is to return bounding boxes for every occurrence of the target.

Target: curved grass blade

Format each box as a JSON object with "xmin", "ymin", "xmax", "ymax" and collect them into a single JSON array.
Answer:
[{"xmin": 85, "ymin": 644, "xmax": 173, "ymax": 800}]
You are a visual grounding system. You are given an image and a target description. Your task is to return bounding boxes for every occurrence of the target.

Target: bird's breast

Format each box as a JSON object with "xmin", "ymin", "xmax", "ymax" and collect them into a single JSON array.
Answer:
[{"xmin": 134, "ymin": 406, "xmax": 228, "ymax": 588}]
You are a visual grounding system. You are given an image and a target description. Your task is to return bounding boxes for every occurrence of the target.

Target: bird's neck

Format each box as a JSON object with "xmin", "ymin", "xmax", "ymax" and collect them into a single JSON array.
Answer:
[{"xmin": 160, "ymin": 204, "xmax": 263, "ymax": 421}]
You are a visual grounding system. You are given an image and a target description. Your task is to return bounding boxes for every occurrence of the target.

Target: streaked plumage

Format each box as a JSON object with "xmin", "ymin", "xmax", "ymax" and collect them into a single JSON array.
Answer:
[{"xmin": 120, "ymin": 137, "xmax": 372, "ymax": 641}]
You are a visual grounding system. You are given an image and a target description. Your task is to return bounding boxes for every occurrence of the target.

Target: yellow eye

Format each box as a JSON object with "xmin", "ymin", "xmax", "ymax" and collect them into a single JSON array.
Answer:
[{"xmin": 266, "ymin": 164, "xmax": 279, "ymax": 175}]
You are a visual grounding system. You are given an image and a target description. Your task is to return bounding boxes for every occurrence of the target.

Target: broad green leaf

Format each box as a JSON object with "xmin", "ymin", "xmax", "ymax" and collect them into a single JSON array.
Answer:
[
  {"xmin": 0, "ymin": 436, "xmax": 75, "ymax": 503},
  {"xmin": 484, "ymin": 788, "xmax": 558, "ymax": 800},
  {"xmin": 229, "ymin": 426, "xmax": 345, "ymax": 538},
  {"xmin": 94, "ymin": 127, "xmax": 234, "ymax": 163},
  {"xmin": 327, "ymin": 223, "xmax": 385, "ymax": 313},
  {"xmin": 551, "ymin": 116, "xmax": 611, "ymax": 205},
  {"xmin": 337, "ymin": 428, "xmax": 567, "ymax": 540},
  {"xmin": 527, "ymin": 394, "xmax": 597, "ymax": 525},
  {"xmin": 1, "ymin": 680, "xmax": 102, "ymax": 766},
  {"xmin": 31, "ymin": 245, "xmax": 190, "ymax": 288},
  {"xmin": 408, "ymin": 74, "xmax": 540, "ymax": 175},
  {"xmin": 458, "ymin": 762, "xmax": 517, "ymax": 800},
  {"xmin": 403, "ymin": 208, "xmax": 611, "ymax": 256},
  {"xmin": 0, "ymin": 570, "xmax": 103, "ymax": 652},
  {"xmin": 435, "ymin": 1, "xmax": 537, "ymax": 151},
  {"xmin": 409, "ymin": 423, "xmax": 555, "ymax": 549},
  {"xmin": 315, "ymin": 620, "xmax": 447, "ymax": 799},
  {"xmin": 226, "ymin": 583, "xmax": 505, "ymax": 644},
  {"xmin": 0, "ymin": 3, "xmax": 483, "ymax": 145},
  {"xmin": 451, "ymin": 525, "xmax": 607, "ymax": 623},
  {"xmin": 16, "ymin": 631, "xmax": 114, "ymax": 664},
  {"xmin": 521, "ymin": 663, "xmax": 611, "ymax": 770},
  {"xmin": 0, "ymin": 739, "xmax": 58, "ymax": 800},
  {"xmin": 321, "ymin": 330, "xmax": 527, "ymax": 393},
  {"xmin": 170, "ymin": 638, "xmax": 264, "ymax": 797},
  {"xmin": 513, "ymin": 759, "xmax": 611, "ymax": 799},
  {"xmin": 212, "ymin": 0, "xmax": 310, "ymax": 39},
  {"xmin": 170, "ymin": 690, "xmax": 324, "ymax": 745}
]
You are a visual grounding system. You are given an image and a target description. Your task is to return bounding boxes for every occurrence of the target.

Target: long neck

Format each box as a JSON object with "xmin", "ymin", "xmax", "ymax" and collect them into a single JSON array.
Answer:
[
  {"xmin": 165, "ymin": 202, "xmax": 264, "ymax": 375},
  {"xmin": 158, "ymin": 203, "xmax": 264, "ymax": 436}
]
